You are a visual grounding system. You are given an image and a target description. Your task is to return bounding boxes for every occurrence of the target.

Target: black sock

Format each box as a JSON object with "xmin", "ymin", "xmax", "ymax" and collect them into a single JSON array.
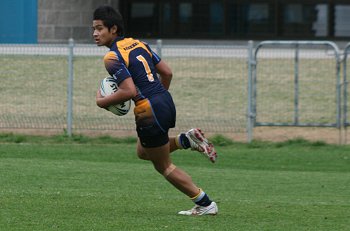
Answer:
[
  {"xmin": 179, "ymin": 133, "xmax": 191, "ymax": 149},
  {"xmin": 194, "ymin": 193, "xmax": 212, "ymax": 207}
]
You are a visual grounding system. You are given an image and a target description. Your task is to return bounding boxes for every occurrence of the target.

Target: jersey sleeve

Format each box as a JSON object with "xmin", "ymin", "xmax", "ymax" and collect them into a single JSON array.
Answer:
[
  {"xmin": 103, "ymin": 51, "xmax": 131, "ymax": 85},
  {"xmin": 143, "ymin": 42, "xmax": 161, "ymax": 66}
]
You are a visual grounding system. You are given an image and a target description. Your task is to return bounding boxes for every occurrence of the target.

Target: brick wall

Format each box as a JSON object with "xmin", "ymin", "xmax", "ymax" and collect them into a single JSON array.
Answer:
[{"xmin": 38, "ymin": 0, "xmax": 119, "ymax": 43}]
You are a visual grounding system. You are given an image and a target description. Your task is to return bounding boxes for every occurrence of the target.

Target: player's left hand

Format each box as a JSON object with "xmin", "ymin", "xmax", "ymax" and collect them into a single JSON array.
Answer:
[
  {"xmin": 96, "ymin": 90, "xmax": 109, "ymax": 110},
  {"xmin": 96, "ymin": 89, "xmax": 104, "ymax": 99}
]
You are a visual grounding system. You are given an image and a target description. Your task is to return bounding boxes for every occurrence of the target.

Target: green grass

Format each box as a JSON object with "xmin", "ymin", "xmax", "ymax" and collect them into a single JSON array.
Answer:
[{"xmin": 0, "ymin": 134, "xmax": 349, "ymax": 230}]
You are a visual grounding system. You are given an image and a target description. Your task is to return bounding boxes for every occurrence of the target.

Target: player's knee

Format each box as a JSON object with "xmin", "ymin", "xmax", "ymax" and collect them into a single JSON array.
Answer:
[
  {"xmin": 136, "ymin": 142, "xmax": 150, "ymax": 160},
  {"xmin": 137, "ymin": 150, "xmax": 149, "ymax": 160}
]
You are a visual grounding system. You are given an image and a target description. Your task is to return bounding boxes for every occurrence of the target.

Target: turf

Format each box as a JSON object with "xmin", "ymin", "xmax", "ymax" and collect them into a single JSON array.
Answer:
[{"xmin": 0, "ymin": 135, "xmax": 349, "ymax": 230}]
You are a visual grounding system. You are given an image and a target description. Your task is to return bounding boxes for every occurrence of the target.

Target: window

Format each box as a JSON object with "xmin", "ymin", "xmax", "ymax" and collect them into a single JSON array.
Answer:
[
  {"xmin": 248, "ymin": 4, "xmax": 269, "ymax": 23},
  {"xmin": 282, "ymin": 3, "xmax": 319, "ymax": 36},
  {"xmin": 210, "ymin": 2, "xmax": 224, "ymax": 34},
  {"xmin": 120, "ymin": 1, "xmax": 350, "ymax": 40},
  {"xmin": 335, "ymin": 5, "xmax": 350, "ymax": 37},
  {"xmin": 179, "ymin": 3, "xmax": 192, "ymax": 23},
  {"xmin": 312, "ymin": 4, "xmax": 328, "ymax": 37},
  {"xmin": 128, "ymin": 3, "xmax": 157, "ymax": 37},
  {"xmin": 131, "ymin": 3, "xmax": 154, "ymax": 18},
  {"xmin": 178, "ymin": 3, "xmax": 193, "ymax": 35},
  {"xmin": 161, "ymin": 3, "xmax": 172, "ymax": 35},
  {"xmin": 284, "ymin": 4, "xmax": 303, "ymax": 23}
]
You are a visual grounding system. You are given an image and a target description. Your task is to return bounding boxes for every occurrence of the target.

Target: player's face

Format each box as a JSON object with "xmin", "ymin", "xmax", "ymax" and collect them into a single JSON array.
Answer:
[{"xmin": 92, "ymin": 20, "xmax": 117, "ymax": 47}]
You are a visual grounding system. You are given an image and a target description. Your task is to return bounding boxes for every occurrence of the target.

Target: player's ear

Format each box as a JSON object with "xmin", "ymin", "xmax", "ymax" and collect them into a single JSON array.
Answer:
[{"xmin": 111, "ymin": 25, "xmax": 118, "ymax": 35}]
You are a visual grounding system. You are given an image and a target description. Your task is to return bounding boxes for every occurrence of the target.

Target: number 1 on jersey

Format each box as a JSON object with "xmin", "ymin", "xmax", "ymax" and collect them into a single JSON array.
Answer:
[{"xmin": 136, "ymin": 55, "xmax": 154, "ymax": 82}]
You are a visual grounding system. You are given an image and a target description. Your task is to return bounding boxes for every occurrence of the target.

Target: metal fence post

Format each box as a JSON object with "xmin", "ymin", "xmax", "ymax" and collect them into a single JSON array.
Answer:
[
  {"xmin": 294, "ymin": 44, "xmax": 299, "ymax": 125},
  {"xmin": 156, "ymin": 39, "xmax": 162, "ymax": 58},
  {"xmin": 335, "ymin": 46, "xmax": 342, "ymax": 144},
  {"xmin": 343, "ymin": 43, "xmax": 350, "ymax": 144},
  {"xmin": 247, "ymin": 40, "xmax": 254, "ymax": 142},
  {"xmin": 67, "ymin": 38, "xmax": 74, "ymax": 137}
]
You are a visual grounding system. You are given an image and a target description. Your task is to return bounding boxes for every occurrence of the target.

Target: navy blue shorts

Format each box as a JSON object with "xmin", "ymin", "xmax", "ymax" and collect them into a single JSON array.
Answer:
[{"xmin": 133, "ymin": 91, "xmax": 176, "ymax": 148}]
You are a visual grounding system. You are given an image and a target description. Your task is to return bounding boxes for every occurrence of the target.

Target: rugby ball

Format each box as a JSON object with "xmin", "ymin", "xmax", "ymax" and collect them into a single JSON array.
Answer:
[{"xmin": 100, "ymin": 76, "xmax": 131, "ymax": 116}]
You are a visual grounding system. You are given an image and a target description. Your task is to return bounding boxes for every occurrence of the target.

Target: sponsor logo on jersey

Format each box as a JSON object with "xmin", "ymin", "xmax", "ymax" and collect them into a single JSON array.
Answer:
[{"xmin": 123, "ymin": 42, "xmax": 139, "ymax": 51}]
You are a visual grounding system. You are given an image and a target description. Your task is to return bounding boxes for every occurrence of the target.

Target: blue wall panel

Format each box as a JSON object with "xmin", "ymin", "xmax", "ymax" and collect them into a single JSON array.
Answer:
[{"xmin": 0, "ymin": 0, "xmax": 37, "ymax": 43}]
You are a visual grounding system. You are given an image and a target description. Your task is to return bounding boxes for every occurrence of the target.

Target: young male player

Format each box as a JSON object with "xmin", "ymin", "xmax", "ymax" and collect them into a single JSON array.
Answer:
[{"xmin": 93, "ymin": 5, "xmax": 218, "ymax": 215}]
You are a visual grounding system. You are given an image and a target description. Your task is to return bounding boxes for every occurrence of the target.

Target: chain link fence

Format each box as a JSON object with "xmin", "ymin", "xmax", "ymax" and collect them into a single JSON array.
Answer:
[
  {"xmin": 251, "ymin": 41, "xmax": 341, "ymax": 127},
  {"xmin": 2, "ymin": 40, "xmax": 350, "ymax": 143},
  {"xmin": 247, "ymin": 40, "xmax": 349, "ymax": 144},
  {"xmin": 0, "ymin": 41, "xmax": 248, "ymax": 139},
  {"xmin": 0, "ymin": 44, "xmax": 69, "ymax": 130}
]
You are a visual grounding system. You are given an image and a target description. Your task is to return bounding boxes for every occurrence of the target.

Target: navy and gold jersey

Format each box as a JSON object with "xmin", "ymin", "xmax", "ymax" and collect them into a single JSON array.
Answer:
[
  {"xmin": 103, "ymin": 37, "xmax": 166, "ymax": 102},
  {"xmin": 102, "ymin": 37, "xmax": 175, "ymax": 147}
]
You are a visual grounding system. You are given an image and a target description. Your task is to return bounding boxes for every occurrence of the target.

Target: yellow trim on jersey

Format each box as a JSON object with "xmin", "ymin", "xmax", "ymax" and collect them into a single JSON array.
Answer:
[
  {"xmin": 103, "ymin": 51, "xmax": 118, "ymax": 67},
  {"xmin": 116, "ymin": 38, "xmax": 152, "ymax": 67}
]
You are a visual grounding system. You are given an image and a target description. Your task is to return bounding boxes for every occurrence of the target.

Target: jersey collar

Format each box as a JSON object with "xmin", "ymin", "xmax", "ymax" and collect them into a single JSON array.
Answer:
[{"xmin": 110, "ymin": 36, "xmax": 124, "ymax": 50}]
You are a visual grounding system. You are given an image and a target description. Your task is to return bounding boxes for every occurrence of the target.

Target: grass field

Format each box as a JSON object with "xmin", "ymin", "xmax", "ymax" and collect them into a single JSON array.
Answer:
[{"xmin": 0, "ymin": 133, "xmax": 349, "ymax": 230}]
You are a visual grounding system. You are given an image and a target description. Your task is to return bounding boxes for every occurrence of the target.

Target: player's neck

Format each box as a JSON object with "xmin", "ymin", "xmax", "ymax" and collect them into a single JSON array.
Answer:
[{"xmin": 107, "ymin": 35, "xmax": 119, "ymax": 48}]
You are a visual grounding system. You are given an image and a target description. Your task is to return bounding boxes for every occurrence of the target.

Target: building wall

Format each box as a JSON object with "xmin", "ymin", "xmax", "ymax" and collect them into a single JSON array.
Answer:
[
  {"xmin": 38, "ymin": 0, "xmax": 119, "ymax": 43},
  {"xmin": 0, "ymin": 0, "xmax": 37, "ymax": 43}
]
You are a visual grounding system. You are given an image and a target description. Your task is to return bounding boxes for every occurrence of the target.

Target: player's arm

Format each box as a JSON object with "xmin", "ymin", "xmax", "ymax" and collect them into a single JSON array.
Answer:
[
  {"xmin": 155, "ymin": 60, "xmax": 172, "ymax": 90},
  {"xmin": 143, "ymin": 42, "xmax": 173, "ymax": 90},
  {"xmin": 96, "ymin": 77, "xmax": 137, "ymax": 109},
  {"xmin": 96, "ymin": 51, "xmax": 137, "ymax": 109}
]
